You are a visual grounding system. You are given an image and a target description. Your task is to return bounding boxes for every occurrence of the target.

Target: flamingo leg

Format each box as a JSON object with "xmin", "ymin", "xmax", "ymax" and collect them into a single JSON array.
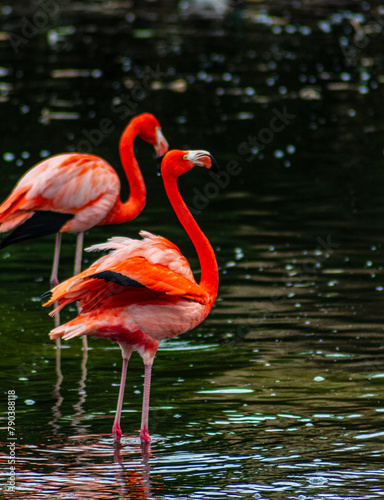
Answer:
[
  {"xmin": 74, "ymin": 231, "xmax": 84, "ymax": 275},
  {"xmin": 140, "ymin": 364, "xmax": 152, "ymax": 443},
  {"xmin": 73, "ymin": 232, "xmax": 88, "ymax": 351},
  {"xmin": 51, "ymin": 232, "xmax": 62, "ymax": 288},
  {"xmin": 113, "ymin": 344, "xmax": 133, "ymax": 442},
  {"xmin": 51, "ymin": 233, "xmax": 62, "ymax": 343}
]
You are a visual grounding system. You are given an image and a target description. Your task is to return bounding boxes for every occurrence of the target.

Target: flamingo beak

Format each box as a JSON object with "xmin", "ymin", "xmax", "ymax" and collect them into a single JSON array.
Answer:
[
  {"xmin": 154, "ymin": 129, "xmax": 169, "ymax": 157},
  {"xmin": 192, "ymin": 151, "xmax": 221, "ymax": 177},
  {"xmin": 208, "ymin": 154, "xmax": 220, "ymax": 176}
]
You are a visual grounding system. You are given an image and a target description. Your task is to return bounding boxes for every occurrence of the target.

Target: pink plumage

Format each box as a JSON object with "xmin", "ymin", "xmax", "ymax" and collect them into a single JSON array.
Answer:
[
  {"xmin": 0, "ymin": 154, "xmax": 120, "ymax": 233},
  {"xmin": 1, "ymin": 113, "xmax": 168, "ymax": 350},
  {"xmin": 44, "ymin": 149, "xmax": 220, "ymax": 443}
]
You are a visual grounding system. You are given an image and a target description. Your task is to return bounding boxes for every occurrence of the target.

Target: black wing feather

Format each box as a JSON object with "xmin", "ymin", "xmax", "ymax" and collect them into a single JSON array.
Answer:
[
  {"xmin": 88, "ymin": 271, "xmax": 146, "ymax": 288},
  {"xmin": 1, "ymin": 211, "xmax": 74, "ymax": 249}
]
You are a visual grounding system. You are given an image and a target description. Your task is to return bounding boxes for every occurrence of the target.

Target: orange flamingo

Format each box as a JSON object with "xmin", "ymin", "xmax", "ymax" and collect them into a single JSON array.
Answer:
[
  {"xmin": 44, "ymin": 149, "xmax": 219, "ymax": 443},
  {"xmin": 0, "ymin": 113, "xmax": 168, "ymax": 289}
]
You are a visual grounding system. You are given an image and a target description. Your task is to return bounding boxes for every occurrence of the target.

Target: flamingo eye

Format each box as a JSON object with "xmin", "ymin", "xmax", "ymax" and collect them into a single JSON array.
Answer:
[{"xmin": 183, "ymin": 150, "xmax": 210, "ymax": 167}]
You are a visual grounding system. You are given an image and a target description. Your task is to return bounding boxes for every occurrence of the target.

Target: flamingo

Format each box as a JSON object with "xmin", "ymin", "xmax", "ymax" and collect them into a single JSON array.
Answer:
[
  {"xmin": 43, "ymin": 149, "xmax": 219, "ymax": 443},
  {"xmin": 0, "ymin": 112, "xmax": 168, "ymax": 289},
  {"xmin": 0, "ymin": 113, "xmax": 168, "ymax": 350}
]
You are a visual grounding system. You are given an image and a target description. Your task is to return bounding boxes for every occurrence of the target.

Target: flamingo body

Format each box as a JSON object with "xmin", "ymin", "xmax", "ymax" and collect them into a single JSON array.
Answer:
[
  {"xmin": 1, "ymin": 112, "xmax": 168, "ymax": 351},
  {"xmin": 0, "ymin": 154, "xmax": 120, "ymax": 237},
  {"xmin": 44, "ymin": 149, "xmax": 219, "ymax": 442},
  {"xmin": 48, "ymin": 231, "xmax": 212, "ymax": 343},
  {"xmin": 0, "ymin": 113, "xmax": 168, "ymax": 248}
]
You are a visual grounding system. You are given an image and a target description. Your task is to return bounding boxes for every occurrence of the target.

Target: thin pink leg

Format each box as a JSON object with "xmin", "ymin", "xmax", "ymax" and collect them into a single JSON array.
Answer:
[
  {"xmin": 112, "ymin": 357, "xmax": 128, "ymax": 442},
  {"xmin": 74, "ymin": 232, "xmax": 88, "ymax": 351},
  {"xmin": 73, "ymin": 231, "xmax": 84, "ymax": 275},
  {"xmin": 140, "ymin": 364, "xmax": 152, "ymax": 443},
  {"xmin": 51, "ymin": 233, "xmax": 62, "ymax": 344},
  {"xmin": 51, "ymin": 232, "xmax": 62, "ymax": 289}
]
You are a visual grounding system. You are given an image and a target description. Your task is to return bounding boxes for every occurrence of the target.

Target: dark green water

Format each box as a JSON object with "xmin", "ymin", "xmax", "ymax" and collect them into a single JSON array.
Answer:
[{"xmin": 1, "ymin": 1, "xmax": 384, "ymax": 498}]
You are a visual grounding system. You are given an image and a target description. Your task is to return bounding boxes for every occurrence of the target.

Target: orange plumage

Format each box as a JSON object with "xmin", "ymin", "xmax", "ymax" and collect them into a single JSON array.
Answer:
[{"xmin": 44, "ymin": 150, "xmax": 220, "ymax": 443}]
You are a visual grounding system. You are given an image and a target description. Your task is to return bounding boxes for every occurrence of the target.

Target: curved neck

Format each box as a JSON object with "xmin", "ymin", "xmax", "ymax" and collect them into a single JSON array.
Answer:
[
  {"xmin": 103, "ymin": 126, "xmax": 146, "ymax": 224},
  {"xmin": 163, "ymin": 174, "xmax": 218, "ymax": 302}
]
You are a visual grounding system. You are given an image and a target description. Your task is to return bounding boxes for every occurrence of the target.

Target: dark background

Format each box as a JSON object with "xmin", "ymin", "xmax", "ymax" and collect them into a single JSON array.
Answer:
[{"xmin": 1, "ymin": 2, "xmax": 384, "ymax": 499}]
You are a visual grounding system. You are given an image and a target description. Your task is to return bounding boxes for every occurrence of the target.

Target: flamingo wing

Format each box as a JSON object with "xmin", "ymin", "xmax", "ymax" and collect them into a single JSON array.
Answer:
[
  {"xmin": 89, "ymin": 256, "xmax": 209, "ymax": 302},
  {"xmin": 0, "ymin": 211, "xmax": 74, "ymax": 248},
  {"xmin": 0, "ymin": 154, "xmax": 119, "ymax": 235},
  {"xmin": 44, "ymin": 231, "xmax": 209, "ymax": 314},
  {"xmin": 45, "ymin": 255, "xmax": 208, "ymax": 313},
  {"xmin": 86, "ymin": 230, "xmax": 195, "ymax": 281}
]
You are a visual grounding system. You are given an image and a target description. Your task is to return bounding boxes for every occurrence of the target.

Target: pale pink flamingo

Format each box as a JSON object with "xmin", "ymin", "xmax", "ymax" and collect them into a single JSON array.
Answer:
[
  {"xmin": 0, "ymin": 112, "xmax": 168, "ymax": 288},
  {"xmin": 44, "ymin": 149, "xmax": 219, "ymax": 443},
  {"xmin": 0, "ymin": 113, "xmax": 168, "ymax": 349}
]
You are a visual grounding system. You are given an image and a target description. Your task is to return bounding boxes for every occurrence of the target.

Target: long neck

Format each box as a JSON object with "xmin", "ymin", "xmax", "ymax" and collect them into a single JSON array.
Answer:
[
  {"xmin": 163, "ymin": 174, "xmax": 218, "ymax": 302},
  {"xmin": 102, "ymin": 126, "xmax": 146, "ymax": 224}
]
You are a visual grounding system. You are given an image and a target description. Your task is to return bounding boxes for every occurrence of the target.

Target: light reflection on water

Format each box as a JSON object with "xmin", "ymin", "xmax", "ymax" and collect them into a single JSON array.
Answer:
[
  {"xmin": 2, "ymin": 329, "xmax": 384, "ymax": 498},
  {"xmin": 1, "ymin": 430, "xmax": 384, "ymax": 499}
]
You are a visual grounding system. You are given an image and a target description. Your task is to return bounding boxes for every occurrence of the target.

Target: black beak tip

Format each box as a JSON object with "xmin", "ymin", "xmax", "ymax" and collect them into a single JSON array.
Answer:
[{"xmin": 209, "ymin": 154, "xmax": 220, "ymax": 176}]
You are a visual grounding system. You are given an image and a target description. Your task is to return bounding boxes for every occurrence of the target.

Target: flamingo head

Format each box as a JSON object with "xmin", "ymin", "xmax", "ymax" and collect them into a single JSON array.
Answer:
[
  {"xmin": 160, "ymin": 149, "xmax": 220, "ymax": 178},
  {"xmin": 133, "ymin": 113, "xmax": 169, "ymax": 156}
]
